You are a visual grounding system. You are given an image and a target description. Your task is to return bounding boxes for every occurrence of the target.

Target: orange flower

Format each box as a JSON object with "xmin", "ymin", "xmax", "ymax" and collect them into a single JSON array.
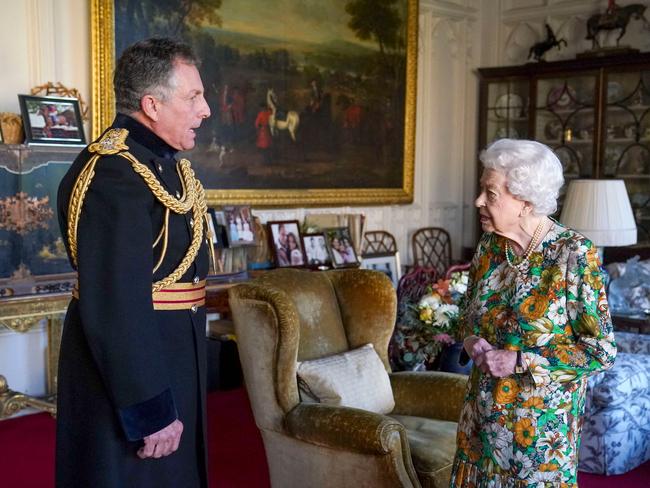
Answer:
[
  {"xmin": 493, "ymin": 378, "xmax": 520, "ymax": 404},
  {"xmin": 514, "ymin": 418, "xmax": 536, "ymax": 447},
  {"xmin": 519, "ymin": 292, "xmax": 550, "ymax": 321},
  {"xmin": 475, "ymin": 254, "xmax": 490, "ymax": 280},
  {"xmin": 522, "ymin": 397, "xmax": 544, "ymax": 409},
  {"xmin": 540, "ymin": 462, "xmax": 559, "ymax": 472},
  {"xmin": 458, "ymin": 431, "xmax": 471, "ymax": 451}
]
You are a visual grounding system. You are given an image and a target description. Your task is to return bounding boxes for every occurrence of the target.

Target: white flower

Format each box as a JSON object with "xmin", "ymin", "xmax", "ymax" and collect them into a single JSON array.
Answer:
[
  {"xmin": 548, "ymin": 297, "xmax": 568, "ymax": 323},
  {"xmin": 513, "ymin": 450, "xmax": 534, "ymax": 479},
  {"xmin": 580, "ymin": 283, "xmax": 596, "ymax": 305},
  {"xmin": 418, "ymin": 294, "xmax": 442, "ymax": 309},
  {"xmin": 433, "ymin": 304, "xmax": 459, "ymax": 329},
  {"xmin": 530, "ymin": 471, "xmax": 559, "ymax": 483}
]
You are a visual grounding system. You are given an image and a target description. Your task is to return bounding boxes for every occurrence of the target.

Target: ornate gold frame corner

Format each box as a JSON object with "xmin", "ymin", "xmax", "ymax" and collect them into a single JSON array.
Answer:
[{"xmin": 91, "ymin": 0, "xmax": 417, "ymax": 207}]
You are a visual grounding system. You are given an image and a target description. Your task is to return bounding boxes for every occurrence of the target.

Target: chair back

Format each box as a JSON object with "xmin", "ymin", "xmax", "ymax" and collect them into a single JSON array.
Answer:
[
  {"xmin": 362, "ymin": 230, "xmax": 398, "ymax": 255},
  {"xmin": 228, "ymin": 268, "xmax": 397, "ymax": 430},
  {"xmin": 411, "ymin": 227, "xmax": 452, "ymax": 276}
]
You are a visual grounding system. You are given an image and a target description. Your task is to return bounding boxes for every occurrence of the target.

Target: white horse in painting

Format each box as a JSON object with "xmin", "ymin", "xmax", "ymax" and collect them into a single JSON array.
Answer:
[{"xmin": 266, "ymin": 88, "xmax": 300, "ymax": 142}]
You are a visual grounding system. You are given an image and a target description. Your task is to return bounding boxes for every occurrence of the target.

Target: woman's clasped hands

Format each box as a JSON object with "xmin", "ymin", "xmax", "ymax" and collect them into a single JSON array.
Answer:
[{"xmin": 463, "ymin": 335, "xmax": 518, "ymax": 377}]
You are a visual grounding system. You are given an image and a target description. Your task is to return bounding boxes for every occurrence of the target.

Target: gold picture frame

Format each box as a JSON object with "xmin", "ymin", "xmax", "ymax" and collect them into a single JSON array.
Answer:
[{"xmin": 91, "ymin": 0, "xmax": 417, "ymax": 207}]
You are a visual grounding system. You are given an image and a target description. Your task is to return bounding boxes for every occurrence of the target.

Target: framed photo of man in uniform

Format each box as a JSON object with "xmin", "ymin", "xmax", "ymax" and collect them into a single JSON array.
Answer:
[
  {"xmin": 302, "ymin": 233, "xmax": 331, "ymax": 268},
  {"xmin": 267, "ymin": 220, "xmax": 306, "ymax": 268}
]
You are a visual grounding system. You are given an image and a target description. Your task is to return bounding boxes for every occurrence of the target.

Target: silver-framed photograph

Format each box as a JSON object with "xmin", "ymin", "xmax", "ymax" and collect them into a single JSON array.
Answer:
[
  {"xmin": 361, "ymin": 252, "xmax": 401, "ymax": 287},
  {"xmin": 223, "ymin": 206, "xmax": 255, "ymax": 247}
]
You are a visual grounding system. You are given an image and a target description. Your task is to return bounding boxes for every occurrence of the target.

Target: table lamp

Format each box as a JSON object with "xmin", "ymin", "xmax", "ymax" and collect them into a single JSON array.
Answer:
[{"xmin": 559, "ymin": 179, "xmax": 637, "ymax": 260}]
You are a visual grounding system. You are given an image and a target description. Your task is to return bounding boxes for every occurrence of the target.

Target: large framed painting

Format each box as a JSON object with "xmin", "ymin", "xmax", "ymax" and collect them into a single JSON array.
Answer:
[{"xmin": 91, "ymin": 0, "xmax": 417, "ymax": 206}]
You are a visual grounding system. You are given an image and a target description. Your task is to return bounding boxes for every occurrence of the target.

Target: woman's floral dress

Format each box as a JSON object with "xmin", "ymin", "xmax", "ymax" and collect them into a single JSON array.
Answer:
[{"xmin": 450, "ymin": 222, "xmax": 617, "ymax": 488}]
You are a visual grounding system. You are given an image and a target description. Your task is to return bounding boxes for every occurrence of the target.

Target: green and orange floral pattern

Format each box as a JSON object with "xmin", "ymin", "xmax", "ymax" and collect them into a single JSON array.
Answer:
[{"xmin": 450, "ymin": 222, "xmax": 617, "ymax": 488}]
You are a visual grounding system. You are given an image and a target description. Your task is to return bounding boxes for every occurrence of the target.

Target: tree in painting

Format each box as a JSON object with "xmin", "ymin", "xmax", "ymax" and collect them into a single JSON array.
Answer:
[{"xmin": 113, "ymin": 0, "xmax": 409, "ymax": 192}]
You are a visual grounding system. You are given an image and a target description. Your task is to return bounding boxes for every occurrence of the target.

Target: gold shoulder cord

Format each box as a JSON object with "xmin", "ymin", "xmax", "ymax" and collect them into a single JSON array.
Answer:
[{"xmin": 67, "ymin": 128, "xmax": 216, "ymax": 293}]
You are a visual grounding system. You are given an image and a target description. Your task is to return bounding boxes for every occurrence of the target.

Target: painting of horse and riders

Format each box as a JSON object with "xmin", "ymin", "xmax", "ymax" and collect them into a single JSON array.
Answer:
[{"xmin": 113, "ymin": 0, "xmax": 415, "ymax": 201}]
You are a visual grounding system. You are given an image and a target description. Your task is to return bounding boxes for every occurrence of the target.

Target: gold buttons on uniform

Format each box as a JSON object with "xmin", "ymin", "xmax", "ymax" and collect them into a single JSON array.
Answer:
[
  {"xmin": 157, "ymin": 163, "xmax": 163, "ymax": 172},
  {"xmin": 189, "ymin": 218, "xmax": 194, "ymax": 227},
  {"xmin": 175, "ymin": 190, "xmax": 181, "ymax": 198}
]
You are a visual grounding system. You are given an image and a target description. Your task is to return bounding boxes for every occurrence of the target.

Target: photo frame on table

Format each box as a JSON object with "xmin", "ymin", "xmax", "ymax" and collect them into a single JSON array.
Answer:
[
  {"xmin": 324, "ymin": 227, "xmax": 359, "ymax": 268},
  {"xmin": 302, "ymin": 233, "xmax": 331, "ymax": 268},
  {"xmin": 223, "ymin": 206, "xmax": 256, "ymax": 247},
  {"xmin": 0, "ymin": 122, "xmax": 3, "ymax": 144},
  {"xmin": 207, "ymin": 208, "xmax": 229, "ymax": 249},
  {"xmin": 91, "ymin": 0, "xmax": 417, "ymax": 206},
  {"xmin": 18, "ymin": 94, "xmax": 86, "ymax": 146},
  {"xmin": 361, "ymin": 252, "xmax": 401, "ymax": 288},
  {"xmin": 267, "ymin": 220, "xmax": 306, "ymax": 268}
]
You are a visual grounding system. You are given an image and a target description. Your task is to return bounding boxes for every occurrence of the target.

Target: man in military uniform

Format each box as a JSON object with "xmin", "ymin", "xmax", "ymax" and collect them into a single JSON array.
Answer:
[{"xmin": 56, "ymin": 38, "xmax": 213, "ymax": 487}]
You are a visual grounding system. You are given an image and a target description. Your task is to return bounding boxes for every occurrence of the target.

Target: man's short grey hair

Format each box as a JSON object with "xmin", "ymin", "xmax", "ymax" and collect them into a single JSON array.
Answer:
[
  {"xmin": 480, "ymin": 138, "xmax": 564, "ymax": 216},
  {"xmin": 114, "ymin": 37, "xmax": 199, "ymax": 114}
]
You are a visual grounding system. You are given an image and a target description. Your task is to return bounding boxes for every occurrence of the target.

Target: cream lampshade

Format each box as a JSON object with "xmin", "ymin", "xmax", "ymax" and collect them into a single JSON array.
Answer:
[{"xmin": 560, "ymin": 179, "xmax": 637, "ymax": 247}]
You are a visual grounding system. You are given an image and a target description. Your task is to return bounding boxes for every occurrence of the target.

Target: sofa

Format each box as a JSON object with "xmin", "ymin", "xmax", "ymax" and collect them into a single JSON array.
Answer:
[{"xmin": 579, "ymin": 330, "xmax": 650, "ymax": 474}]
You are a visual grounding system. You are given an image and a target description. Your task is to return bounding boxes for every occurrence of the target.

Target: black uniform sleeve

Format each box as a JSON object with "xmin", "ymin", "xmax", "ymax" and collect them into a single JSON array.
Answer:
[{"xmin": 75, "ymin": 155, "xmax": 177, "ymax": 441}]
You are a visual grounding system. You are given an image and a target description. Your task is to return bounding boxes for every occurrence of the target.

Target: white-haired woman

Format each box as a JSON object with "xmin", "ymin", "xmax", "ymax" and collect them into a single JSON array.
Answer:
[{"xmin": 450, "ymin": 139, "xmax": 616, "ymax": 487}]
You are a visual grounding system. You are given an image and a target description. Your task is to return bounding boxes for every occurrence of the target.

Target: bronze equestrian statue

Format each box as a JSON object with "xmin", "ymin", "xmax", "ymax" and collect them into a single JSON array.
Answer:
[
  {"xmin": 586, "ymin": 3, "xmax": 648, "ymax": 49},
  {"xmin": 529, "ymin": 24, "xmax": 567, "ymax": 61}
]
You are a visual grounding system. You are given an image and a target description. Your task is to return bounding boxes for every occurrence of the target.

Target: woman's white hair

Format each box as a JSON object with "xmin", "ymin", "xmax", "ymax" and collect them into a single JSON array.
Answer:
[{"xmin": 480, "ymin": 138, "xmax": 564, "ymax": 216}]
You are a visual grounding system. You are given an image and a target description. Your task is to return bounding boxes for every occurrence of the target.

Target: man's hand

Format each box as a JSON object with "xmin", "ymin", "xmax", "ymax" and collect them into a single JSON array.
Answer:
[
  {"xmin": 474, "ymin": 349, "xmax": 517, "ymax": 378},
  {"xmin": 463, "ymin": 335, "xmax": 495, "ymax": 361},
  {"xmin": 137, "ymin": 419, "xmax": 183, "ymax": 459}
]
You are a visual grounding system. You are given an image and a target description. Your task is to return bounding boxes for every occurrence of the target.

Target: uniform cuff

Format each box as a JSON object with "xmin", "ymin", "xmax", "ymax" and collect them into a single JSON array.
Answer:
[{"xmin": 118, "ymin": 388, "xmax": 177, "ymax": 441}]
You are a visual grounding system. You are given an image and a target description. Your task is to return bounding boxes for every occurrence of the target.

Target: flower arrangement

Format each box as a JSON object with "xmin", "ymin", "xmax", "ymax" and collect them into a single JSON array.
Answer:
[{"xmin": 391, "ymin": 270, "xmax": 469, "ymax": 371}]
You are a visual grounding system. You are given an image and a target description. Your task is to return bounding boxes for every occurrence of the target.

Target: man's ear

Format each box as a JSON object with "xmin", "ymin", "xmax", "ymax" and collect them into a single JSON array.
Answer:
[{"xmin": 140, "ymin": 95, "xmax": 160, "ymax": 122}]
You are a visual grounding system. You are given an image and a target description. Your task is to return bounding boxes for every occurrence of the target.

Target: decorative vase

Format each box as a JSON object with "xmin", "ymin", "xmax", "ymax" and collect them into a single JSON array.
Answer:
[{"xmin": 437, "ymin": 341, "xmax": 472, "ymax": 375}]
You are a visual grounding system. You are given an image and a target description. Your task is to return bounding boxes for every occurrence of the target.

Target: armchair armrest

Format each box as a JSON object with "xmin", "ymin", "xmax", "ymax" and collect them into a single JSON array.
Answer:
[
  {"xmin": 390, "ymin": 371, "xmax": 467, "ymax": 422},
  {"xmin": 285, "ymin": 403, "xmax": 408, "ymax": 455}
]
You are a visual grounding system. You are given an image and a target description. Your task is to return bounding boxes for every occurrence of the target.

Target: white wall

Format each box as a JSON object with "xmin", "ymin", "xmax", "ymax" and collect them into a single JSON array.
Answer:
[{"xmin": 2, "ymin": 0, "xmax": 648, "ymax": 415}]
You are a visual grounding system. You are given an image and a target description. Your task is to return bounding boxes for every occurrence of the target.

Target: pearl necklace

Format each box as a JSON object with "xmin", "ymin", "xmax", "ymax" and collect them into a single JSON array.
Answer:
[{"xmin": 505, "ymin": 218, "xmax": 546, "ymax": 271}]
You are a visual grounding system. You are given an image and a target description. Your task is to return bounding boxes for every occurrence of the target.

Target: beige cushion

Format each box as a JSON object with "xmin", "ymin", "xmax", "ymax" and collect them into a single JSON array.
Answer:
[{"xmin": 297, "ymin": 344, "xmax": 395, "ymax": 414}]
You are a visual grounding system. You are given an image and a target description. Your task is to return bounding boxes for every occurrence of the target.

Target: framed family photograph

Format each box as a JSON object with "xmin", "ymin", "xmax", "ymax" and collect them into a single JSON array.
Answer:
[
  {"xmin": 91, "ymin": 0, "xmax": 417, "ymax": 206},
  {"xmin": 302, "ymin": 233, "xmax": 331, "ymax": 268},
  {"xmin": 267, "ymin": 220, "xmax": 306, "ymax": 268},
  {"xmin": 325, "ymin": 227, "xmax": 359, "ymax": 268},
  {"xmin": 223, "ymin": 206, "xmax": 255, "ymax": 247},
  {"xmin": 361, "ymin": 253, "xmax": 401, "ymax": 287},
  {"xmin": 18, "ymin": 95, "xmax": 86, "ymax": 146}
]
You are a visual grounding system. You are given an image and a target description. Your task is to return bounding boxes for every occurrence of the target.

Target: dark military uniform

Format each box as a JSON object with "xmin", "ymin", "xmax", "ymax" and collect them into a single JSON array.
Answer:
[{"xmin": 56, "ymin": 114, "xmax": 210, "ymax": 487}]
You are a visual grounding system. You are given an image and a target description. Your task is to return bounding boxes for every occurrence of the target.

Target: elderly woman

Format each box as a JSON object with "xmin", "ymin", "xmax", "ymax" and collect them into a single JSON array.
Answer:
[{"xmin": 450, "ymin": 139, "xmax": 616, "ymax": 487}]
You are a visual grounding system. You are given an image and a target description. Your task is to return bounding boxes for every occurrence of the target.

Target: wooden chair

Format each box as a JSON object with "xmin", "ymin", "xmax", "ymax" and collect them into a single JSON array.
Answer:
[
  {"xmin": 411, "ymin": 227, "xmax": 452, "ymax": 277},
  {"xmin": 362, "ymin": 230, "xmax": 398, "ymax": 255}
]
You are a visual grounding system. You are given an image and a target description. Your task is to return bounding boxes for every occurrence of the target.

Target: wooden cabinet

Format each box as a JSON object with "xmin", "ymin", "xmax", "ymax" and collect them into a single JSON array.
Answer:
[{"xmin": 478, "ymin": 53, "xmax": 650, "ymax": 247}]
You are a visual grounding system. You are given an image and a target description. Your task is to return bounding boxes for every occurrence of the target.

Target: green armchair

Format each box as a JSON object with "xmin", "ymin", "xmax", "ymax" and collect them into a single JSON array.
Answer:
[{"xmin": 228, "ymin": 268, "xmax": 467, "ymax": 487}]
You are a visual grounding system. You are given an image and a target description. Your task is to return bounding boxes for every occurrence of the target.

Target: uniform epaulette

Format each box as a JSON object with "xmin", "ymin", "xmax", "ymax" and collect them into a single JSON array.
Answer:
[{"xmin": 88, "ymin": 128, "xmax": 130, "ymax": 155}]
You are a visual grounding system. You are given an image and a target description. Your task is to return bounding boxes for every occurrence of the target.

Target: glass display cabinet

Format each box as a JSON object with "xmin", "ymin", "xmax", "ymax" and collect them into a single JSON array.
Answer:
[{"xmin": 478, "ymin": 52, "xmax": 650, "ymax": 247}]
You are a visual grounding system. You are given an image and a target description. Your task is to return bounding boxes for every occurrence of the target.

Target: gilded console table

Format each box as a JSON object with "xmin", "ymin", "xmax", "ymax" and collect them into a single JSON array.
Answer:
[{"xmin": 0, "ymin": 292, "xmax": 70, "ymax": 418}]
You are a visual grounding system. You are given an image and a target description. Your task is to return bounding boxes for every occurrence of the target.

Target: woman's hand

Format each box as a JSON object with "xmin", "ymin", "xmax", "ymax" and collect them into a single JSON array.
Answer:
[
  {"xmin": 474, "ymin": 349, "xmax": 518, "ymax": 377},
  {"xmin": 463, "ymin": 335, "xmax": 494, "ymax": 361}
]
